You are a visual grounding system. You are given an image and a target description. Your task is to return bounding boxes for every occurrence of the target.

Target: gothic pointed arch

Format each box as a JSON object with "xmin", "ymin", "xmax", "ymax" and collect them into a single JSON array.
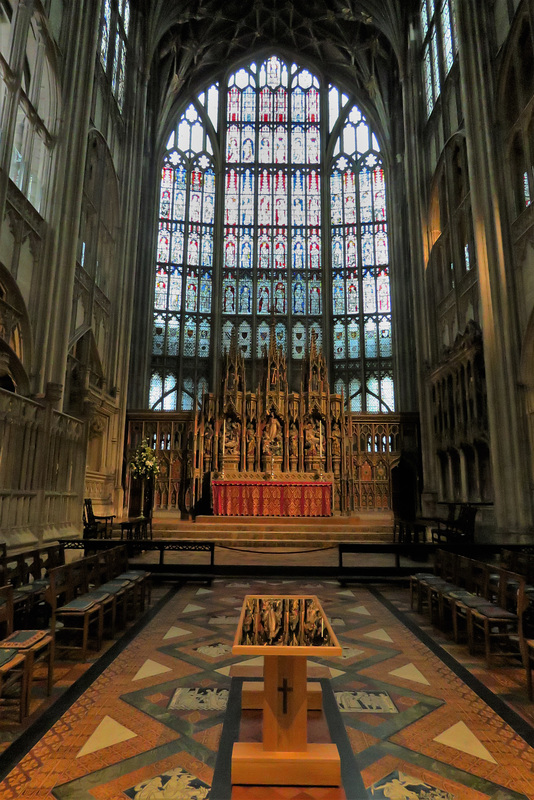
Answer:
[
  {"xmin": 149, "ymin": 52, "xmax": 395, "ymax": 414},
  {"xmin": 0, "ymin": 263, "xmax": 32, "ymax": 393}
]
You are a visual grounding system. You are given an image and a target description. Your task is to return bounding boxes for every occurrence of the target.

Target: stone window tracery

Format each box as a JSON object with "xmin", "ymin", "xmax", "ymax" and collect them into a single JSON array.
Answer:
[{"xmin": 150, "ymin": 55, "xmax": 394, "ymax": 413}]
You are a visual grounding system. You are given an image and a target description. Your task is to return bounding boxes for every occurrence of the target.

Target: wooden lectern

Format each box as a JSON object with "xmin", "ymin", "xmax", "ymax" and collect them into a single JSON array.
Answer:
[{"xmin": 231, "ymin": 594, "xmax": 342, "ymax": 787}]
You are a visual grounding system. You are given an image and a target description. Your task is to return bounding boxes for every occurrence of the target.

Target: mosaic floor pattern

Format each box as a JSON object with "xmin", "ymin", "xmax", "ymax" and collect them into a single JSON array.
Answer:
[{"xmin": 0, "ymin": 578, "xmax": 533, "ymax": 799}]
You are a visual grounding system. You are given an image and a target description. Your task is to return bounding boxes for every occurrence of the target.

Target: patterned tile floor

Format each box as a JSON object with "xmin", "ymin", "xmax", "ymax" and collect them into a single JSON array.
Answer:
[{"xmin": 1, "ymin": 577, "xmax": 534, "ymax": 799}]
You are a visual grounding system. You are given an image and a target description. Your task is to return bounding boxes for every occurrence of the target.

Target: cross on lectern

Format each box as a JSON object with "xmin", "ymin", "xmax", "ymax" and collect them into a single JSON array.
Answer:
[{"xmin": 278, "ymin": 677, "xmax": 293, "ymax": 713}]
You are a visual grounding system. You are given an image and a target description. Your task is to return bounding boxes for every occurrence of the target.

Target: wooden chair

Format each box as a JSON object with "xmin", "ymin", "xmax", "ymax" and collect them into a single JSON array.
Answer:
[
  {"xmin": 467, "ymin": 569, "xmax": 525, "ymax": 667},
  {"xmin": 0, "ymin": 585, "xmax": 53, "ymax": 722},
  {"xmin": 431, "ymin": 504, "xmax": 477, "ymax": 545},
  {"xmin": 46, "ymin": 563, "xmax": 104, "ymax": 659},
  {"xmin": 436, "ymin": 555, "xmax": 475, "ymax": 631},
  {"xmin": 449, "ymin": 559, "xmax": 492, "ymax": 642},
  {"xmin": 83, "ymin": 499, "xmax": 114, "ymax": 538},
  {"xmin": 518, "ymin": 582, "xmax": 534, "ymax": 700}
]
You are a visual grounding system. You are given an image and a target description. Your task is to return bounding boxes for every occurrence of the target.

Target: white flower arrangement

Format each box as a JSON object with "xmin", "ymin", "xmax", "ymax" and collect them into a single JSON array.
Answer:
[{"xmin": 130, "ymin": 439, "xmax": 159, "ymax": 478}]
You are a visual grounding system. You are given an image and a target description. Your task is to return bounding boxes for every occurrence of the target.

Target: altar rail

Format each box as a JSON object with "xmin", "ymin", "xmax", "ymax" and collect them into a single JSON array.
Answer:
[{"xmin": 0, "ymin": 389, "xmax": 86, "ymax": 543}]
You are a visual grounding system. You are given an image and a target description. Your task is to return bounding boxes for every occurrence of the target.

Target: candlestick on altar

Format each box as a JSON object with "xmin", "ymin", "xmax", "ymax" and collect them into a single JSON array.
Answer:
[
  {"xmin": 222, "ymin": 418, "xmax": 226, "ymax": 474},
  {"xmin": 319, "ymin": 422, "xmax": 323, "ymax": 477}
]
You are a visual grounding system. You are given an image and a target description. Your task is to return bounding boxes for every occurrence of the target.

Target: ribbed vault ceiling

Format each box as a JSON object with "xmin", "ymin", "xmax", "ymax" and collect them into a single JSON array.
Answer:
[{"xmin": 145, "ymin": 0, "xmax": 417, "ymax": 146}]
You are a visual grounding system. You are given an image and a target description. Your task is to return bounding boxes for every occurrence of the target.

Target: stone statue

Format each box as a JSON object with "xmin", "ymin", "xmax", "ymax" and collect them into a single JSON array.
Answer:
[
  {"xmin": 262, "ymin": 413, "xmax": 282, "ymax": 456},
  {"xmin": 332, "ymin": 421, "xmax": 341, "ymax": 457},
  {"xmin": 304, "ymin": 419, "xmax": 320, "ymax": 456},
  {"xmin": 289, "ymin": 422, "xmax": 298, "ymax": 457},
  {"xmin": 203, "ymin": 422, "xmax": 213, "ymax": 461},
  {"xmin": 225, "ymin": 419, "xmax": 241, "ymax": 455},
  {"xmin": 246, "ymin": 422, "xmax": 255, "ymax": 465}
]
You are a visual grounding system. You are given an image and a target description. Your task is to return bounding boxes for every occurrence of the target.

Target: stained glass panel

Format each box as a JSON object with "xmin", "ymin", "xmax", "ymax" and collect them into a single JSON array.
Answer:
[
  {"xmin": 100, "ymin": 0, "xmax": 111, "ymax": 69},
  {"xmin": 167, "ymin": 316, "xmax": 180, "ymax": 355},
  {"xmin": 379, "ymin": 318, "xmax": 391, "ymax": 357},
  {"xmin": 183, "ymin": 317, "xmax": 196, "ymax": 357},
  {"xmin": 153, "ymin": 314, "xmax": 164, "ymax": 355},
  {"xmin": 381, "ymin": 375, "xmax": 395, "ymax": 411},
  {"xmin": 334, "ymin": 322, "xmax": 345, "ymax": 360},
  {"xmin": 275, "ymin": 323, "xmax": 287, "ymax": 353},
  {"xmin": 441, "ymin": 0, "xmax": 454, "ymax": 74},
  {"xmin": 238, "ymin": 321, "xmax": 252, "ymax": 357},
  {"xmin": 330, "ymin": 103, "xmax": 393, "ymax": 412},
  {"xmin": 366, "ymin": 376, "xmax": 380, "ymax": 412},
  {"xmin": 257, "ymin": 321, "xmax": 270, "ymax": 356},
  {"xmin": 222, "ymin": 321, "xmax": 234, "ymax": 352},
  {"xmin": 349, "ymin": 379, "xmax": 362, "ymax": 412},
  {"xmin": 149, "ymin": 372, "xmax": 162, "ymax": 409},
  {"xmin": 292, "ymin": 322, "xmax": 306, "ymax": 359},
  {"xmin": 181, "ymin": 378, "xmax": 194, "ymax": 410}
]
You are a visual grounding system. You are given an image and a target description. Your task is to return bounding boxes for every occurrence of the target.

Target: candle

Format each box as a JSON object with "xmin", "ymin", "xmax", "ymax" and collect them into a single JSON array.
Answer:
[
  {"xmin": 222, "ymin": 419, "xmax": 226, "ymax": 459},
  {"xmin": 319, "ymin": 422, "xmax": 322, "ymax": 457}
]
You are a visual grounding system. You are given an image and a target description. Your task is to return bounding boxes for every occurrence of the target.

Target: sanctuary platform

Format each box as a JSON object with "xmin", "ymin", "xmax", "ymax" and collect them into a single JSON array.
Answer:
[{"xmin": 149, "ymin": 510, "xmax": 394, "ymax": 548}]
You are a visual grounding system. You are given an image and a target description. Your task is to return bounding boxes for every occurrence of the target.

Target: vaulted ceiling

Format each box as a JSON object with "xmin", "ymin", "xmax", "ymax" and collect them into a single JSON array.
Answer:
[{"xmin": 144, "ymin": 0, "xmax": 417, "ymax": 149}]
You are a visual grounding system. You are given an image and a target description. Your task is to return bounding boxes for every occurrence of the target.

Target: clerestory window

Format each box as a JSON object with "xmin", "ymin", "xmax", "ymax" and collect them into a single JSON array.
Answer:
[
  {"xmin": 99, "ymin": 0, "xmax": 129, "ymax": 111},
  {"xmin": 150, "ymin": 55, "xmax": 394, "ymax": 414},
  {"xmin": 421, "ymin": 0, "xmax": 458, "ymax": 118}
]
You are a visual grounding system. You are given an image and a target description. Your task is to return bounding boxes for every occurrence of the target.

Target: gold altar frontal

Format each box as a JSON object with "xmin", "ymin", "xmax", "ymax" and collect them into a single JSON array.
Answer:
[{"xmin": 231, "ymin": 595, "xmax": 342, "ymax": 787}]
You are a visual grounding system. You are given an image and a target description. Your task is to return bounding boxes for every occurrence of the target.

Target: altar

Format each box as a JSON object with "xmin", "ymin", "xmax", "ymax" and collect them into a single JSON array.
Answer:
[{"xmin": 212, "ymin": 472, "xmax": 333, "ymax": 517}]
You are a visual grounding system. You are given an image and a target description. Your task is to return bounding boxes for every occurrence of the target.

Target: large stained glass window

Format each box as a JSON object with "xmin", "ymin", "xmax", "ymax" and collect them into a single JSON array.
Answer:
[{"xmin": 150, "ymin": 55, "xmax": 394, "ymax": 412}]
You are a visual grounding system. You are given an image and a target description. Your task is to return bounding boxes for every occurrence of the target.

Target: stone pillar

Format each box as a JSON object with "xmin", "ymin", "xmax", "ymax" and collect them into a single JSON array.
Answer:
[
  {"xmin": 39, "ymin": 1, "xmax": 102, "ymax": 397},
  {"xmin": 454, "ymin": 0, "xmax": 533, "ymax": 533},
  {"xmin": 400, "ymin": 26, "xmax": 440, "ymax": 513}
]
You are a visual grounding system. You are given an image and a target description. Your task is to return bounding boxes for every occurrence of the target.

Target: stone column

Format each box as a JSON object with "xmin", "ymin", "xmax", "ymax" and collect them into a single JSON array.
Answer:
[
  {"xmin": 39, "ymin": 1, "xmax": 101, "ymax": 396},
  {"xmin": 454, "ymin": 0, "xmax": 533, "ymax": 533},
  {"xmin": 400, "ymin": 25, "xmax": 440, "ymax": 514}
]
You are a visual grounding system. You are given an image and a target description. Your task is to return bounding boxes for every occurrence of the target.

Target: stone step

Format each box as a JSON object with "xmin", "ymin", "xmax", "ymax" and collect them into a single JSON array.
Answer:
[
  {"xmin": 148, "ymin": 529, "xmax": 393, "ymax": 544},
  {"xmin": 151, "ymin": 526, "xmax": 392, "ymax": 536},
  {"xmin": 192, "ymin": 514, "xmax": 392, "ymax": 527}
]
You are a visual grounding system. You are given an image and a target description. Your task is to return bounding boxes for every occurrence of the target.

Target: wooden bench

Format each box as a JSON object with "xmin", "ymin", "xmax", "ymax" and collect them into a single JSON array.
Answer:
[
  {"xmin": 0, "ymin": 584, "xmax": 54, "ymax": 721},
  {"xmin": 410, "ymin": 550, "xmax": 526, "ymax": 667},
  {"xmin": 0, "ymin": 544, "xmax": 65, "ymax": 627},
  {"xmin": 45, "ymin": 546, "xmax": 151, "ymax": 659}
]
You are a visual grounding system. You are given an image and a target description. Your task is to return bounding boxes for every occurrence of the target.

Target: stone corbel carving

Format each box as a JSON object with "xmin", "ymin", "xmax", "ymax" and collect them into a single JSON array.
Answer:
[{"xmin": 88, "ymin": 414, "xmax": 106, "ymax": 440}]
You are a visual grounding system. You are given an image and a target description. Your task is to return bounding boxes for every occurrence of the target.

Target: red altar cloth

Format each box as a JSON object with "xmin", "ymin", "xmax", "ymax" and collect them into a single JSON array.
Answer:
[{"xmin": 212, "ymin": 478, "xmax": 332, "ymax": 517}]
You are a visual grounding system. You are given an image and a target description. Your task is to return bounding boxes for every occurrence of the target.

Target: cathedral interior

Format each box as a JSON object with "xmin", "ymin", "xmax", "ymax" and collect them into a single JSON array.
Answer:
[{"xmin": 1, "ymin": 1, "xmax": 534, "ymax": 798}]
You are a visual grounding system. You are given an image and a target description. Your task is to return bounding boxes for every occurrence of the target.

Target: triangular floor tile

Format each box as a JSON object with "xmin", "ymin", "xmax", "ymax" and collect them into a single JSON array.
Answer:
[
  {"xmin": 196, "ymin": 588, "xmax": 212, "ymax": 595},
  {"xmin": 388, "ymin": 663, "xmax": 430, "ymax": 685},
  {"xmin": 307, "ymin": 659, "xmax": 346, "ymax": 678},
  {"xmin": 133, "ymin": 659, "xmax": 171, "ymax": 681},
  {"xmin": 77, "ymin": 716, "xmax": 136, "ymax": 757},
  {"xmin": 349, "ymin": 605, "xmax": 371, "ymax": 616},
  {"xmin": 434, "ymin": 721, "xmax": 497, "ymax": 763},
  {"xmin": 329, "ymin": 667, "xmax": 346, "ymax": 678},
  {"xmin": 216, "ymin": 655, "xmax": 264, "ymax": 677},
  {"xmin": 363, "ymin": 628, "xmax": 393, "ymax": 643},
  {"xmin": 183, "ymin": 603, "xmax": 203, "ymax": 613},
  {"xmin": 338, "ymin": 590, "xmax": 354, "ymax": 597},
  {"xmin": 163, "ymin": 626, "xmax": 190, "ymax": 640}
]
